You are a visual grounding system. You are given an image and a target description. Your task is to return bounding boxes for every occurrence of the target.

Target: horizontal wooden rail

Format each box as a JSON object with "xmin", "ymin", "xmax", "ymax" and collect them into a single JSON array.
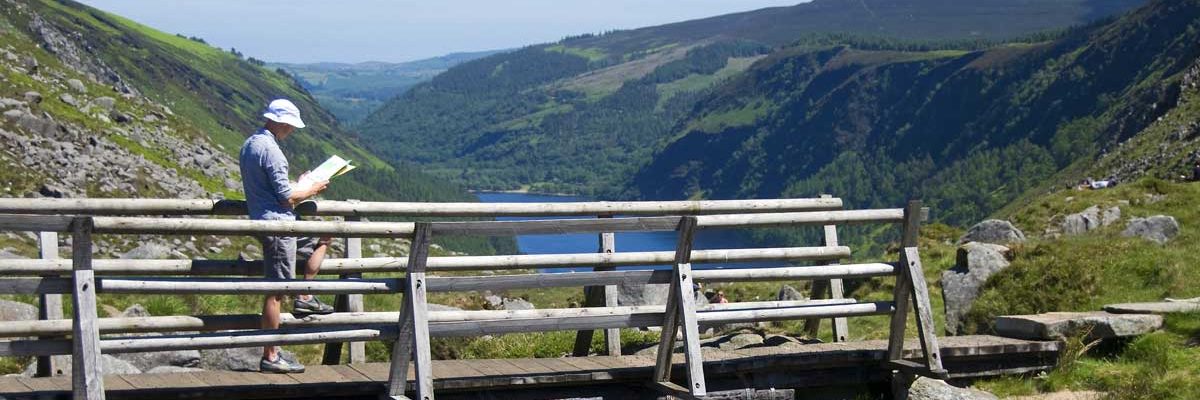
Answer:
[
  {"xmin": 0, "ymin": 300, "xmax": 877, "ymax": 355},
  {"xmin": 0, "ymin": 247, "xmax": 852, "ymax": 275},
  {"xmin": 0, "ymin": 197, "xmax": 843, "ymax": 217},
  {"xmin": 0, "ymin": 261, "xmax": 885, "ymax": 295},
  {"xmin": 0, "ymin": 300, "xmax": 857, "ymax": 338},
  {"xmin": 695, "ymin": 209, "xmax": 905, "ymax": 228},
  {"xmin": 90, "ymin": 217, "xmax": 416, "ymax": 238}
]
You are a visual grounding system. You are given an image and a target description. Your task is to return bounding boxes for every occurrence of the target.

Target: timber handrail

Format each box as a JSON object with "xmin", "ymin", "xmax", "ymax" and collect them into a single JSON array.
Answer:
[
  {"xmin": 0, "ymin": 196, "xmax": 945, "ymax": 400},
  {"xmin": 0, "ymin": 197, "xmax": 843, "ymax": 217}
]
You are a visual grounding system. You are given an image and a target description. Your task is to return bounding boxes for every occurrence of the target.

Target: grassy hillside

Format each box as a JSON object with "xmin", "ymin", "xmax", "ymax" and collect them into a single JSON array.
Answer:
[
  {"xmin": 356, "ymin": 0, "xmax": 1144, "ymax": 195},
  {"xmin": 632, "ymin": 0, "xmax": 1199, "ymax": 236},
  {"xmin": 270, "ymin": 50, "xmax": 505, "ymax": 126}
]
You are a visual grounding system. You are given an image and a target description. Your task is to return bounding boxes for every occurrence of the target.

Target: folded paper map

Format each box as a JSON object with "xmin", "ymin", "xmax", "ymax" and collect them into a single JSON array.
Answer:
[{"xmin": 294, "ymin": 155, "xmax": 355, "ymax": 192}]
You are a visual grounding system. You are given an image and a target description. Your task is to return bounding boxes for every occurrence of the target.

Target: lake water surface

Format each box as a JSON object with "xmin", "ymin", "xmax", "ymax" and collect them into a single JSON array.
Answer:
[{"xmin": 476, "ymin": 192, "xmax": 769, "ymax": 271}]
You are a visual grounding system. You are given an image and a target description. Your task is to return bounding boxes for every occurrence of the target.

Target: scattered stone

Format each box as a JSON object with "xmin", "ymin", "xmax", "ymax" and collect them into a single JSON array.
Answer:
[
  {"xmin": 3, "ymin": 109, "xmax": 24, "ymax": 121},
  {"xmin": 37, "ymin": 183, "xmax": 66, "ymax": 198},
  {"xmin": 1103, "ymin": 301, "xmax": 1200, "ymax": 315},
  {"xmin": 58, "ymin": 93, "xmax": 77, "ymax": 107},
  {"xmin": 0, "ymin": 299, "xmax": 37, "ymax": 322},
  {"xmin": 90, "ymin": 96, "xmax": 116, "ymax": 111},
  {"xmin": 215, "ymin": 237, "xmax": 232, "ymax": 248},
  {"xmin": 710, "ymin": 332, "xmax": 764, "ymax": 350},
  {"xmin": 995, "ymin": 311, "xmax": 1163, "ymax": 341},
  {"xmin": 776, "ymin": 285, "xmax": 806, "ymax": 301},
  {"xmin": 1121, "ymin": 215, "xmax": 1179, "ymax": 244},
  {"xmin": 0, "ymin": 97, "xmax": 24, "ymax": 108},
  {"xmin": 121, "ymin": 242, "xmax": 173, "ymax": 259},
  {"xmin": 906, "ymin": 377, "xmax": 998, "ymax": 400},
  {"xmin": 23, "ymin": 91, "xmax": 42, "ymax": 104},
  {"xmin": 1007, "ymin": 390, "xmax": 1105, "ymax": 400},
  {"xmin": 761, "ymin": 335, "xmax": 804, "ymax": 347},
  {"xmin": 110, "ymin": 110, "xmax": 133, "ymax": 124},
  {"xmin": 483, "ymin": 295, "xmax": 503, "ymax": 308},
  {"xmin": 116, "ymin": 347, "xmax": 201, "ymax": 373},
  {"xmin": 21, "ymin": 55, "xmax": 38, "ymax": 74},
  {"xmin": 145, "ymin": 366, "xmax": 205, "ymax": 374},
  {"xmin": 501, "ymin": 298, "xmax": 535, "ymax": 311},
  {"xmin": 941, "ymin": 242, "xmax": 1011, "ymax": 335},
  {"xmin": 199, "ymin": 347, "xmax": 298, "ymax": 371},
  {"xmin": 957, "ymin": 220, "xmax": 1025, "ymax": 245},
  {"xmin": 66, "ymin": 78, "xmax": 87, "ymax": 93}
]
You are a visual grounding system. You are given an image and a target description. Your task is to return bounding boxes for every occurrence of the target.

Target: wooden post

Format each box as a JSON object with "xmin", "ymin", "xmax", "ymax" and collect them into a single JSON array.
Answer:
[
  {"xmin": 803, "ymin": 195, "xmax": 848, "ymax": 342},
  {"xmin": 887, "ymin": 200, "xmax": 922, "ymax": 368},
  {"xmin": 903, "ymin": 247, "xmax": 944, "ymax": 375},
  {"xmin": 387, "ymin": 222, "xmax": 434, "ymax": 400},
  {"xmin": 573, "ymin": 215, "xmax": 620, "ymax": 357},
  {"xmin": 324, "ymin": 214, "xmax": 366, "ymax": 365},
  {"xmin": 70, "ymin": 217, "xmax": 104, "ymax": 400},
  {"xmin": 36, "ymin": 231, "xmax": 67, "ymax": 377},
  {"xmin": 652, "ymin": 216, "xmax": 706, "ymax": 396}
]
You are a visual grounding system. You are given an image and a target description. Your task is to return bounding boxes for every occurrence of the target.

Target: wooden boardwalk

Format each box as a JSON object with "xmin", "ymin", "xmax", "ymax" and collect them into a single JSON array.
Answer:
[{"xmin": 0, "ymin": 335, "xmax": 1059, "ymax": 399}]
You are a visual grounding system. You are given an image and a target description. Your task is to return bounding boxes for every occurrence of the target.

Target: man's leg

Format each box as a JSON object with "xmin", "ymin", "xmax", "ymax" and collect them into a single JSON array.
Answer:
[
  {"xmin": 262, "ymin": 294, "xmax": 282, "ymax": 361},
  {"xmin": 293, "ymin": 237, "xmax": 334, "ymax": 314}
]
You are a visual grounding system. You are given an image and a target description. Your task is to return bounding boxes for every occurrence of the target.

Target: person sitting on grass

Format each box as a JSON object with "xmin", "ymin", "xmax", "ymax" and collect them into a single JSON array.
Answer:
[{"xmin": 239, "ymin": 98, "xmax": 336, "ymax": 374}]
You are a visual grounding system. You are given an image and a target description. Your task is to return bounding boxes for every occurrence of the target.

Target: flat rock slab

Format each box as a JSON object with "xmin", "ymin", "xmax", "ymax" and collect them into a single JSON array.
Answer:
[
  {"xmin": 995, "ymin": 312, "xmax": 1162, "ymax": 340},
  {"xmin": 1103, "ymin": 301, "xmax": 1200, "ymax": 314}
]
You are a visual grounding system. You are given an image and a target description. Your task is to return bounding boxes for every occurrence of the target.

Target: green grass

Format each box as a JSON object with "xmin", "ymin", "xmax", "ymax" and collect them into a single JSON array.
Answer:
[
  {"xmin": 545, "ymin": 44, "xmax": 607, "ymax": 63},
  {"xmin": 655, "ymin": 55, "xmax": 765, "ymax": 110},
  {"xmin": 686, "ymin": 98, "xmax": 774, "ymax": 134}
]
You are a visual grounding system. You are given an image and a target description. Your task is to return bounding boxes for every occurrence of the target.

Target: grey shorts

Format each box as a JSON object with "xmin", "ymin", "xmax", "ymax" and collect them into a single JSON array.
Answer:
[{"xmin": 259, "ymin": 236, "xmax": 320, "ymax": 280}]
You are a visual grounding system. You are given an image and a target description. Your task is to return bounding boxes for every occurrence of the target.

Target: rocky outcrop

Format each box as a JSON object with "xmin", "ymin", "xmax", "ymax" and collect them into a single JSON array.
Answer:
[
  {"xmin": 1059, "ymin": 206, "xmax": 1121, "ymax": 235},
  {"xmin": 1104, "ymin": 301, "xmax": 1200, "ymax": 314},
  {"xmin": 0, "ymin": 299, "xmax": 38, "ymax": 323},
  {"xmin": 619, "ymin": 283, "xmax": 669, "ymax": 306},
  {"xmin": 958, "ymin": 220, "xmax": 1025, "ymax": 245},
  {"xmin": 906, "ymin": 377, "xmax": 998, "ymax": 400},
  {"xmin": 501, "ymin": 298, "xmax": 535, "ymax": 311},
  {"xmin": 941, "ymin": 242, "xmax": 1011, "ymax": 335},
  {"xmin": 776, "ymin": 285, "xmax": 806, "ymax": 301},
  {"xmin": 995, "ymin": 311, "xmax": 1163, "ymax": 341},
  {"xmin": 1121, "ymin": 215, "xmax": 1179, "ymax": 244}
]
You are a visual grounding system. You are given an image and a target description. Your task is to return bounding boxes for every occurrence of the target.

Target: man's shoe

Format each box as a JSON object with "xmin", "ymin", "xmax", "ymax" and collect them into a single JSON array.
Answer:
[
  {"xmin": 293, "ymin": 296, "xmax": 335, "ymax": 315},
  {"xmin": 260, "ymin": 356, "xmax": 305, "ymax": 373}
]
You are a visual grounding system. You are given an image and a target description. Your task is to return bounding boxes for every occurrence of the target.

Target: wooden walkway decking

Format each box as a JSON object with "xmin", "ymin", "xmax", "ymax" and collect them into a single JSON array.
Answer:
[{"xmin": 0, "ymin": 335, "xmax": 1059, "ymax": 399}]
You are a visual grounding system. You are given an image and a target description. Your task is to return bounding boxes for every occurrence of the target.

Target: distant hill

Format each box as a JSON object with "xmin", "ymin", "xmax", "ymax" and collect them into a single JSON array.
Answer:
[
  {"xmin": 270, "ymin": 50, "xmax": 506, "ymax": 126},
  {"xmin": 356, "ymin": 0, "xmax": 1146, "ymax": 194},
  {"xmin": 0, "ymin": 0, "xmax": 510, "ymax": 255}
]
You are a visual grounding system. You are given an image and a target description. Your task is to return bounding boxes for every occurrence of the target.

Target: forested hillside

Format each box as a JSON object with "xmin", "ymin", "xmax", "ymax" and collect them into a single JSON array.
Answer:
[
  {"xmin": 357, "ymin": 0, "xmax": 1144, "ymax": 194},
  {"xmin": 0, "ymin": 0, "xmax": 510, "ymax": 255},
  {"xmin": 633, "ymin": 0, "xmax": 1200, "ymax": 228}
]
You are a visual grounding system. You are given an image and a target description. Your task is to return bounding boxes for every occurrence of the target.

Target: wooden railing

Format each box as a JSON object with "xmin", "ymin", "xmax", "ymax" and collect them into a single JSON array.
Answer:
[{"xmin": 0, "ymin": 197, "xmax": 943, "ymax": 400}]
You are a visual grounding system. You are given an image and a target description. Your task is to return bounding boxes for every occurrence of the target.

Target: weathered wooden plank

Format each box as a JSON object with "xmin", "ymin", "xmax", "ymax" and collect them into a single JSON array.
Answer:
[
  {"xmin": 345, "ymin": 215, "xmax": 366, "ymax": 364},
  {"xmin": 70, "ymin": 217, "xmax": 104, "ymax": 400},
  {"xmin": 0, "ymin": 214, "xmax": 75, "ymax": 232},
  {"xmin": 431, "ymin": 216, "xmax": 680, "ymax": 236},
  {"xmin": 0, "ymin": 197, "xmax": 843, "ymax": 217},
  {"xmin": 36, "ymin": 231, "xmax": 67, "ymax": 377},
  {"xmin": 388, "ymin": 222, "xmax": 433, "ymax": 399},
  {"xmin": 887, "ymin": 201, "xmax": 922, "ymax": 363},
  {"xmin": 904, "ymin": 247, "xmax": 946, "ymax": 376},
  {"xmin": 694, "ymin": 209, "xmax": 905, "ymax": 229},
  {"xmin": 572, "ymin": 220, "xmax": 618, "ymax": 357},
  {"xmin": 91, "ymin": 216, "xmax": 415, "ymax": 238},
  {"xmin": 0, "ymin": 246, "xmax": 851, "ymax": 275},
  {"xmin": 97, "ymin": 277, "xmax": 400, "ymax": 294}
]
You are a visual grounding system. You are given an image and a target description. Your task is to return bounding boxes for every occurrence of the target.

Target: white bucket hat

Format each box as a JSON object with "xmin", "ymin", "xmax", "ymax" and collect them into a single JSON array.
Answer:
[{"xmin": 262, "ymin": 98, "xmax": 306, "ymax": 128}]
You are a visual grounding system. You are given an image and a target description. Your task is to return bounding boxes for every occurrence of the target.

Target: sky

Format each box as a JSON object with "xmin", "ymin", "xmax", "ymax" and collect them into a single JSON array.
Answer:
[{"xmin": 77, "ymin": 1, "xmax": 807, "ymax": 64}]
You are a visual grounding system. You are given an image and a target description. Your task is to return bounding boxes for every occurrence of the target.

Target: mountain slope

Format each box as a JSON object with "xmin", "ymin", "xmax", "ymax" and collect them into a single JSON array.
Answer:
[
  {"xmin": 0, "ymin": 0, "xmax": 509, "ymax": 255},
  {"xmin": 357, "ymin": 0, "xmax": 1145, "ymax": 194},
  {"xmin": 270, "ymin": 49, "xmax": 506, "ymax": 126},
  {"xmin": 631, "ymin": 0, "xmax": 1199, "ymax": 227}
]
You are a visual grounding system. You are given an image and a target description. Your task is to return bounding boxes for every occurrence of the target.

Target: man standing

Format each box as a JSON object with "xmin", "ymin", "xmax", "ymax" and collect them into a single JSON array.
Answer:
[{"xmin": 240, "ymin": 99, "xmax": 336, "ymax": 374}]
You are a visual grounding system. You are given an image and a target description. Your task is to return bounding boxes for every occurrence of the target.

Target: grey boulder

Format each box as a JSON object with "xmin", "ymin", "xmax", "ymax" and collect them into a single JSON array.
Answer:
[
  {"xmin": 906, "ymin": 377, "xmax": 998, "ymax": 400},
  {"xmin": 0, "ymin": 299, "xmax": 37, "ymax": 322},
  {"xmin": 501, "ymin": 298, "xmax": 535, "ymax": 311},
  {"xmin": 1121, "ymin": 215, "xmax": 1179, "ymax": 244},
  {"xmin": 199, "ymin": 347, "xmax": 298, "ymax": 372},
  {"xmin": 1060, "ymin": 206, "xmax": 1120, "ymax": 235},
  {"xmin": 941, "ymin": 242, "xmax": 1010, "ymax": 335},
  {"xmin": 777, "ymin": 285, "xmax": 806, "ymax": 301},
  {"xmin": 994, "ymin": 311, "xmax": 1163, "ymax": 341},
  {"xmin": 66, "ymin": 78, "xmax": 87, "ymax": 93},
  {"xmin": 121, "ymin": 242, "xmax": 173, "ymax": 259},
  {"xmin": 619, "ymin": 282, "xmax": 669, "ymax": 306},
  {"xmin": 957, "ymin": 220, "xmax": 1025, "ymax": 245}
]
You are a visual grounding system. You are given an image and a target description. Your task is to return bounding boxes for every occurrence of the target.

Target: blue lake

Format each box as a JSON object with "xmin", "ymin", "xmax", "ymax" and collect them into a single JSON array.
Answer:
[{"xmin": 475, "ymin": 192, "xmax": 771, "ymax": 271}]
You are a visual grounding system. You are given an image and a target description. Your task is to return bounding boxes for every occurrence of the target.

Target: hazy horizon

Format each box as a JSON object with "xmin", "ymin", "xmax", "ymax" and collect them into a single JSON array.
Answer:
[{"xmin": 77, "ymin": 0, "xmax": 808, "ymax": 64}]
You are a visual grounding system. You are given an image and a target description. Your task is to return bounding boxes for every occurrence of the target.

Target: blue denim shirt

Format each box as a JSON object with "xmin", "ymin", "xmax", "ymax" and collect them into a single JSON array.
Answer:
[{"xmin": 239, "ymin": 129, "xmax": 295, "ymax": 221}]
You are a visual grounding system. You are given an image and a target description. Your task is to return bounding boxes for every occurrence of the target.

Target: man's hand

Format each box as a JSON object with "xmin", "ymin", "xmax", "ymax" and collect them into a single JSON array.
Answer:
[{"xmin": 284, "ymin": 179, "xmax": 329, "ymax": 207}]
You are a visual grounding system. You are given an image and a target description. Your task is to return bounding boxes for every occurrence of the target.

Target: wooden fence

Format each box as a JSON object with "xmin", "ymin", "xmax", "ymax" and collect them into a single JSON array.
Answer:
[{"xmin": 0, "ymin": 197, "xmax": 943, "ymax": 400}]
